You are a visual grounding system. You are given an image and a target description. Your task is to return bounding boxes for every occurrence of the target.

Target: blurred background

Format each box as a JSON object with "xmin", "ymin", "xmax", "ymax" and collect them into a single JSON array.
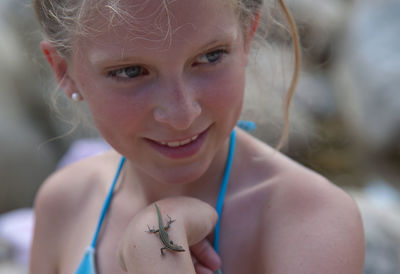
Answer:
[{"xmin": 0, "ymin": 0, "xmax": 399, "ymax": 273}]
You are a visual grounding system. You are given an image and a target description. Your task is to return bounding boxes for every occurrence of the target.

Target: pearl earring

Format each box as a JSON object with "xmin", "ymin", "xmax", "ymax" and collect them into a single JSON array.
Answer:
[{"xmin": 71, "ymin": 92, "xmax": 82, "ymax": 102}]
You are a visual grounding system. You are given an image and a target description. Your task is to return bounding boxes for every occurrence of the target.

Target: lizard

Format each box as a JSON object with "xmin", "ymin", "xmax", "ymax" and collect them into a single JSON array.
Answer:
[{"xmin": 147, "ymin": 203, "xmax": 186, "ymax": 255}]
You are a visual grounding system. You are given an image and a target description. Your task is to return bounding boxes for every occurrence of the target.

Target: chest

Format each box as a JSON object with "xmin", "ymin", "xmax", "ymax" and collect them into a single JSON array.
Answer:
[
  {"xmin": 58, "ymin": 193, "xmax": 141, "ymax": 274},
  {"xmin": 216, "ymin": 199, "xmax": 266, "ymax": 274},
  {"xmin": 60, "ymin": 188, "xmax": 268, "ymax": 274},
  {"xmin": 97, "ymin": 204, "xmax": 265, "ymax": 274},
  {"xmin": 92, "ymin": 205, "xmax": 265, "ymax": 274}
]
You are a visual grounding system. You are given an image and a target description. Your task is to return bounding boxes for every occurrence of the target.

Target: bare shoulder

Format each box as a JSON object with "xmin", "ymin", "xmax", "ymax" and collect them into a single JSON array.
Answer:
[
  {"xmin": 263, "ymin": 166, "xmax": 365, "ymax": 273},
  {"xmin": 30, "ymin": 150, "xmax": 120, "ymax": 273},
  {"xmin": 33, "ymin": 150, "xmax": 119, "ymax": 218},
  {"xmin": 235, "ymin": 130, "xmax": 365, "ymax": 273}
]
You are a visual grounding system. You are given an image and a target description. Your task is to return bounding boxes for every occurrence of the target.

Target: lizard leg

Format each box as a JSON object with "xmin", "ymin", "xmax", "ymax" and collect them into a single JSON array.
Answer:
[
  {"xmin": 160, "ymin": 246, "xmax": 167, "ymax": 255},
  {"xmin": 164, "ymin": 215, "xmax": 176, "ymax": 230},
  {"xmin": 146, "ymin": 225, "xmax": 159, "ymax": 233}
]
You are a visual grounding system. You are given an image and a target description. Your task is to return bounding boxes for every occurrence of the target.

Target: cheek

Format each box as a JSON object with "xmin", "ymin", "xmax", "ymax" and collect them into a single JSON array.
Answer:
[
  {"xmin": 79, "ymin": 81, "xmax": 152, "ymax": 139},
  {"xmin": 199, "ymin": 65, "xmax": 245, "ymax": 119},
  {"xmin": 76, "ymin": 68, "xmax": 149, "ymax": 129},
  {"xmin": 97, "ymin": 95, "xmax": 149, "ymax": 126}
]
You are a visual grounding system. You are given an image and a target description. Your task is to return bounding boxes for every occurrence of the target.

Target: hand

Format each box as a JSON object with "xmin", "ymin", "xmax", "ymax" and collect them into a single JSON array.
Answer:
[
  {"xmin": 117, "ymin": 197, "xmax": 221, "ymax": 274},
  {"xmin": 191, "ymin": 239, "xmax": 221, "ymax": 274},
  {"xmin": 166, "ymin": 197, "xmax": 221, "ymax": 273}
]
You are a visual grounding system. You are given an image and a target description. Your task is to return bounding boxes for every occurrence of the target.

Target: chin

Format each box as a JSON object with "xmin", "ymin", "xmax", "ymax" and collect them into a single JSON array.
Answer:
[{"xmin": 157, "ymin": 164, "xmax": 209, "ymax": 185}]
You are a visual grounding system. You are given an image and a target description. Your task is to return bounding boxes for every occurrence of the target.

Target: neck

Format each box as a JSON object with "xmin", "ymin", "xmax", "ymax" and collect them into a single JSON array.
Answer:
[{"xmin": 120, "ymin": 137, "xmax": 232, "ymax": 206}]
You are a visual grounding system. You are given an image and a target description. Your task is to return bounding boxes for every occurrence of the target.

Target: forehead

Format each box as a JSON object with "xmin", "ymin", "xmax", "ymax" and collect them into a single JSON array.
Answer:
[{"xmin": 75, "ymin": 0, "xmax": 240, "ymax": 56}]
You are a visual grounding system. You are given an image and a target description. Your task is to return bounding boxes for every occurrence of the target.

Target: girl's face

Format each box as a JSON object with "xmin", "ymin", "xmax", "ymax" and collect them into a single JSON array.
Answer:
[{"xmin": 68, "ymin": 0, "xmax": 253, "ymax": 184}]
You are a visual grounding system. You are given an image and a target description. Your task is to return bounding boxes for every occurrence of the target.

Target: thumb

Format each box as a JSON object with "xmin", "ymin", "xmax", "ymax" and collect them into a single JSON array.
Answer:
[{"xmin": 178, "ymin": 199, "xmax": 218, "ymax": 245}]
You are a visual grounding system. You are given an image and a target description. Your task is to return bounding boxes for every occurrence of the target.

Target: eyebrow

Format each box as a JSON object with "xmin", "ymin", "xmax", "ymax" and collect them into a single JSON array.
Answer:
[
  {"xmin": 185, "ymin": 27, "xmax": 238, "ymax": 54},
  {"xmin": 89, "ymin": 30, "xmax": 238, "ymax": 67},
  {"xmin": 197, "ymin": 39, "xmax": 224, "ymax": 52}
]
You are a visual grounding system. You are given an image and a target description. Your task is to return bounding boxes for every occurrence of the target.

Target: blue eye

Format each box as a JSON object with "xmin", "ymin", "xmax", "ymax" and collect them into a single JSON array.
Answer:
[
  {"xmin": 108, "ymin": 66, "xmax": 144, "ymax": 79},
  {"xmin": 195, "ymin": 49, "xmax": 227, "ymax": 65}
]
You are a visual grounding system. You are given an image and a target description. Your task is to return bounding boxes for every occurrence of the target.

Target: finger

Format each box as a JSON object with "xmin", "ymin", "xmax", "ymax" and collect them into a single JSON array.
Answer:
[
  {"xmin": 170, "ymin": 197, "xmax": 218, "ymax": 245},
  {"xmin": 191, "ymin": 253, "xmax": 198, "ymax": 264},
  {"xmin": 191, "ymin": 239, "xmax": 221, "ymax": 271},
  {"xmin": 192, "ymin": 252, "xmax": 213, "ymax": 274},
  {"xmin": 194, "ymin": 262, "xmax": 214, "ymax": 274}
]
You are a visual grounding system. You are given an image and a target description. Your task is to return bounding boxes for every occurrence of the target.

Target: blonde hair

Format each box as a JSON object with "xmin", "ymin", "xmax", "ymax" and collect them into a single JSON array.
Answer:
[{"xmin": 32, "ymin": 0, "xmax": 300, "ymax": 148}]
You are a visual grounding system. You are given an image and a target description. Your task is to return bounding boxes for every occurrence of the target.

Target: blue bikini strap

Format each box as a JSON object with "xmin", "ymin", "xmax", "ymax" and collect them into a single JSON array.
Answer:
[
  {"xmin": 90, "ymin": 156, "xmax": 126, "ymax": 248},
  {"xmin": 90, "ymin": 120, "xmax": 250, "ymax": 250},
  {"xmin": 213, "ymin": 129, "xmax": 236, "ymax": 254},
  {"xmin": 236, "ymin": 120, "xmax": 256, "ymax": 132}
]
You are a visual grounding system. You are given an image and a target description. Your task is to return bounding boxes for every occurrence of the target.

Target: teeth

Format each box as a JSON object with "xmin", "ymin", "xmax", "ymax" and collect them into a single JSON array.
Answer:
[
  {"xmin": 179, "ymin": 138, "xmax": 192, "ymax": 145},
  {"xmin": 158, "ymin": 134, "xmax": 199, "ymax": 148},
  {"xmin": 167, "ymin": 141, "xmax": 181, "ymax": 147}
]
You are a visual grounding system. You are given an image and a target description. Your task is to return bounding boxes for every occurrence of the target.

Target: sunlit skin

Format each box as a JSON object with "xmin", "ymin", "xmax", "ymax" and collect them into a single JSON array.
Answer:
[
  {"xmin": 69, "ymin": 0, "xmax": 247, "ymax": 187},
  {"xmin": 30, "ymin": 0, "xmax": 365, "ymax": 273}
]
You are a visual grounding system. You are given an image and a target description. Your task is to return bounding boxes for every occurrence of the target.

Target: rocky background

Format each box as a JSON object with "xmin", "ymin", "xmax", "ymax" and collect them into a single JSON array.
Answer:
[{"xmin": 0, "ymin": 0, "xmax": 399, "ymax": 273}]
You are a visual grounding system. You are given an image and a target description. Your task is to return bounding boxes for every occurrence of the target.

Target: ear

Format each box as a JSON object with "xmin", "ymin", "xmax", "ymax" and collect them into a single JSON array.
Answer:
[
  {"xmin": 40, "ymin": 41, "xmax": 78, "ymax": 98},
  {"xmin": 249, "ymin": 12, "xmax": 261, "ymax": 39},
  {"xmin": 244, "ymin": 12, "xmax": 261, "ymax": 53}
]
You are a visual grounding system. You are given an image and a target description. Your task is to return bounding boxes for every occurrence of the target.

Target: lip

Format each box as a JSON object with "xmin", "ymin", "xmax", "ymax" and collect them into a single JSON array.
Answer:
[{"xmin": 145, "ymin": 126, "xmax": 210, "ymax": 160}]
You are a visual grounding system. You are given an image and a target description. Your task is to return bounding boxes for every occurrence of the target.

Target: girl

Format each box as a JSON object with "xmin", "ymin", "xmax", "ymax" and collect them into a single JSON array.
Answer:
[{"xmin": 30, "ymin": 0, "xmax": 365, "ymax": 273}]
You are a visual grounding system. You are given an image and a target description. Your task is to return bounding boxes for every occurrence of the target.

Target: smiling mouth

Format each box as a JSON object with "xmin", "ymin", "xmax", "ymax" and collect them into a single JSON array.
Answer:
[
  {"xmin": 155, "ymin": 134, "xmax": 199, "ymax": 148},
  {"xmin": 145, "ymin": 126, "xmax": 210, "ymax": 159}
]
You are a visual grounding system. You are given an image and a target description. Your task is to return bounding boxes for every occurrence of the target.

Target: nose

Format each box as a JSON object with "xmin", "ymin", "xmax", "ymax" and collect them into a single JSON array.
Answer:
[{"xmin": 153, "ymin": 79, "xmax": 201, "ymax": 130}]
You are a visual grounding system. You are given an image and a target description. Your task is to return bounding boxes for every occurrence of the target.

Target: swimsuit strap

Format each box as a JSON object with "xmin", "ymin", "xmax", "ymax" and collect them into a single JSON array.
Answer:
[
  {"xmin": 90, "ymin": 122, "xmax": 245, "ymax": 250},
  {"xmin": 213, "ymin": 129, "xmax": 236, "ymax": 254},
  {"xmin": 237, "ymin": 120, "xmax": 256, "ymax": 132},
  {"xmin": 90, "ymin": 157, "xmax": 126, "ymax": 248}
]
